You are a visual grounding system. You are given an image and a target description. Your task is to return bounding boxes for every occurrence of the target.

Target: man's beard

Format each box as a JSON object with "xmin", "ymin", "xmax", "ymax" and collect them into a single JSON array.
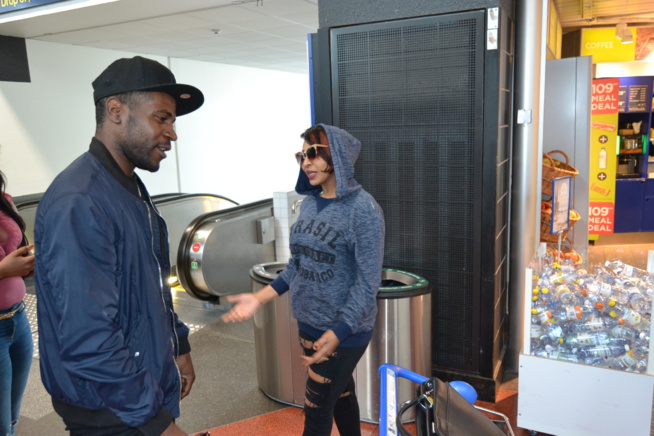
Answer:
[{"xmin": 119, "ymin": 115, "xmax": 163, "ymax": 173}]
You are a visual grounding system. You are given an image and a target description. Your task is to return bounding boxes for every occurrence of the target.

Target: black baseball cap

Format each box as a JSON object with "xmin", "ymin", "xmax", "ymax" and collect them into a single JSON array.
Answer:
[{"xmin": 92, "ymin": 56, "xmax": 204, "ymax": 116}]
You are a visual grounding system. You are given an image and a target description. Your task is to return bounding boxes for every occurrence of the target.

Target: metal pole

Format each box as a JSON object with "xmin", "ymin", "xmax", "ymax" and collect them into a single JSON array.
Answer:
[{"xmin": 506, "ymin": 0, "xmax": 547, "ymax": 372}]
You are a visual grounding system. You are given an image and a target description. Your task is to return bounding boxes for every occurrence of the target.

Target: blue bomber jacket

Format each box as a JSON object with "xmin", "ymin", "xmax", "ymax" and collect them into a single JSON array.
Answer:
[{"xmin": 34, "ymin": 138, "xmax": 191, "ymax": 435}]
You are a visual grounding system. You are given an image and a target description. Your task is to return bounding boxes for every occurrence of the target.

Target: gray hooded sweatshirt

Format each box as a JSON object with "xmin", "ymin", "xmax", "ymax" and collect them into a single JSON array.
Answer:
[{"xmin": 271, "ymin": 124, "xmax": 385, "ymax": 346}]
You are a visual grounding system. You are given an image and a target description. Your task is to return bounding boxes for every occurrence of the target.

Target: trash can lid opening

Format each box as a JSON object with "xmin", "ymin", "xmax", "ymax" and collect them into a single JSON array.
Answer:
[
  {"xmin": 381, "ymin": 269, "xmax": 427, "ymax": 287},
  {"xmin": 378, "ymin": 268, "xmax": 431, "ymax": 298},
  {"xmin": 251, "ymin": 262, "xmax": 287, "ymax": 281}
]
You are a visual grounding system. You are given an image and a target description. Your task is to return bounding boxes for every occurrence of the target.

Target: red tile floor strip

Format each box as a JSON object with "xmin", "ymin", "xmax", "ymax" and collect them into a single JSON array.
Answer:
[
  {"xmin": 190, "ymin": 388, "xmax": 551, "ymax": 436},
  {"xmin": 190, "ymin": 407, "xmax": 380, "ymax": 435}
]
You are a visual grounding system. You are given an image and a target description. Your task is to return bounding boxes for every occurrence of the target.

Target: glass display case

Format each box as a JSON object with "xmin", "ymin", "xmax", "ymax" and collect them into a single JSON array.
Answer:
[
  {"xmin": 528, "ymin": 247, "xmax": 652, "ymax": 372},
  {"xmin": 517, "ymin": 243, "xmax": 654, "ymax": 436}
]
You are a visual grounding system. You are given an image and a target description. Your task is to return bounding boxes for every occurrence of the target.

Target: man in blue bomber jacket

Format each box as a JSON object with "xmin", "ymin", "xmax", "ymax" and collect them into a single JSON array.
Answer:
[{"xmin": 34, "ymin": 57, "xmax": 204, "ymax": 436}]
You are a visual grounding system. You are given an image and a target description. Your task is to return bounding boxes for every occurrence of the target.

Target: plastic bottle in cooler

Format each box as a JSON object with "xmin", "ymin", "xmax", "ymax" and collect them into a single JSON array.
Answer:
[
  {"xmin": 608, "ymin": 301, "xmax": 649, "ymax": 332},
  {"xmin": 594, "ymin": 264, "xmax": 617, "ymax": 284},
  {"xmin": 531, "ymin": 285, "xmax": 540, "ymax": 303},
  {"xmin": 613, "ymin": 346, "xmax": 649, "ymax": 373},
  {"xmin": 531, "ymin": 303, "xmax": 551, "ymax": 324},
  {"xmin": 619, "ymin": 263, "xmax": 653, "ymax": 283},
  {"xmin": 545, "ymin": 349, "xmax": 580, "ymax": 363},
  {"xmin": 548, "ymin": 269, "xmax": 566, "ymax": 286},
  {"xmin": 539, "ymin": 286, "xmax": 559, "ymax": 308},
  {"xmin": 550, "ymin": 305, "xmax": 585, "ymax": 323},
  {"xmin": 595, "ymin": 293, "xmax": 629, "ymax": 314},
  {"xmin": 627, "ymin": 289, "xmax": 652, "ymax": 316},
  {"xmin": 531, "ymin": 304, "xmax": 564, "ymax": 345},
  {"xmin": 637, "ymin": 331, "xmax": 650, "ymax": 346},
  {"xmin": 636, "ymin": 279, "xmax": 654, "ymax": 299},
  {"xmin": 594, "ymin": 298, "xmax": 615, "ymax": 315},
  {"xmin": 604, "ymin": 260, "xmax": 625, "ymax": 275},
  {"xmin": 610, "ymin": 324, "xmax": 640, "ymax": 341},
  {"xmin": 554, "ymin": 284, "xmax": 576, "ymax": 306},
  {"xmin": 541, "ymin": 317, "xmax": 563, "ymax": 340},
  {"xmin": 577, "ymin": 344, "xmax": 629, "ymax": 360},
  {"xmin": 610, "ymin": 287, "xmax": 630, "ymax": 304},
  {"xmin": 574, "ymin": 268, "xmax": 592, "ymax": 286},
  {"xmin": 568, "ymin": 314, "xmax": 619, "ymax": 333},
  {"xmin": 583, "ymin": 292, "xmax": 606, "ymax": 314},
  {"xmin": 583, "ymin": 277, "xmax": 600, "ymax": 295},
  {"xmin": 563, "ymin": 331, "xmax": 611, "ymax": 346}
]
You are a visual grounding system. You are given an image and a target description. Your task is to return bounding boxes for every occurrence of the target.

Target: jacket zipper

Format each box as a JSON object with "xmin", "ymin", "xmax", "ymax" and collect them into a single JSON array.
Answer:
[{"xmin": 138, "ymin": 184, "xmax": 182, "ymax": 401}]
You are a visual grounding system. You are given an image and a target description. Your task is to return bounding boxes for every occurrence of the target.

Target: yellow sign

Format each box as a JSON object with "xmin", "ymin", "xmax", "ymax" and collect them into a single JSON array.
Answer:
[
  {"xmin": 581, "ymin": 28, "xmax": 636, "ymax": 63},
  {"xmin": 589, "ymin": 112, "xmax": 617, "ymax": 235}
]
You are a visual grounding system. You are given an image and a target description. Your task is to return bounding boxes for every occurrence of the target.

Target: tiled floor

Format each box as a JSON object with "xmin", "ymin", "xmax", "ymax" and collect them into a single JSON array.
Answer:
[
  {"xmin": 190, "ymin": 388, "xmax": 531, "ymax": 436},
  {"xmin": 586, "ymin": 232, "xmax": 654, "ymax": 270},
  {"xmin": 17, "ymin": 284, "xmax": 529, "ymax": 436},
  {"xmin": 15, "ymin": 232, "xmax": 654, "ymax": 435}
]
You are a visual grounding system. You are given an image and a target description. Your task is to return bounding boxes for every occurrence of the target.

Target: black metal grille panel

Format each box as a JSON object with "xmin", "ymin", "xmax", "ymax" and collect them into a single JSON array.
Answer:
[{"xmin": 331, "ymin": 12, "xmax": 485, "ymax": 370}]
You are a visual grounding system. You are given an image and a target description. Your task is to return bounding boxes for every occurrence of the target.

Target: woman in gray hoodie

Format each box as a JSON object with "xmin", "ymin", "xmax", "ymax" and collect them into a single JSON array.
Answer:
[{"xmin": 224, "ymin": 124, "xmax": 385, "ymax": 435}]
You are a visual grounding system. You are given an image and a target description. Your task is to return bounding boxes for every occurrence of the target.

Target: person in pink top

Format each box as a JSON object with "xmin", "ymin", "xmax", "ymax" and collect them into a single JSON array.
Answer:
[{"xmin": 0, "ymin": 170, "xmax": 34, "ymax": 436}]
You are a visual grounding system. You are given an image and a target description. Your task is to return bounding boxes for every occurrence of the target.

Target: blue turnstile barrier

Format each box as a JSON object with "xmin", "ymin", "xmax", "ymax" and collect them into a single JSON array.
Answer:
[
  {"xmin": 378, "ymin": 363, "xmax": 477, "ymax": 436},
  {"xmin": 379, "ymin": 363, "xmax": 514, "ymax": 436}
]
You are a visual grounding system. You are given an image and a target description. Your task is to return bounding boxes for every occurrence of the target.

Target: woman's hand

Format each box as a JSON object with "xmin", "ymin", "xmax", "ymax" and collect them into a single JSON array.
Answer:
[
  {"xmin": 300, "ymin": 330, "xmax": 340, "ymax": 367},
  {"xmin": 221, "ymin": 293, "xmax": 261, "ymax": 323},
  {"xmin": 0, "ymin": 245, "xmax": 34, "ymax": 279},
  {"xmin": 222, "ymin": 285, "xmax": 278, "ymax": 323}
]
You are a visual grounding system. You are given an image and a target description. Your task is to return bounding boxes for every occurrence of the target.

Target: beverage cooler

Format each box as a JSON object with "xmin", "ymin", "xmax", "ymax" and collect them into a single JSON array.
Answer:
[{"xmin": 518, "ymin": 244, "xmax": 654, "ymax": 436}]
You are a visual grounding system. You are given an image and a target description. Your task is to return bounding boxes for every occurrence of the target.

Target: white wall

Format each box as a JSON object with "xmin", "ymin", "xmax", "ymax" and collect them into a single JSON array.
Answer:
[
  {"xmin": 168, "ymin": 57, "xmax": 309, "ymax": 204},
  {"xmin": 0, "ymin": 40, "xmax": 310, "ymax": 203},
  {"xmin": 595, "ymin": 61, "xmax": 654, "ymax": 78}
]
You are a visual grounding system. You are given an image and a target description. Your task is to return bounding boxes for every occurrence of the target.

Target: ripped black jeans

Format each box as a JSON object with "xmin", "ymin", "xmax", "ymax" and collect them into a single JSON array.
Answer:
[{"xmin": 298, "ymin": 330, "xmax": 368, "ymax": 436}]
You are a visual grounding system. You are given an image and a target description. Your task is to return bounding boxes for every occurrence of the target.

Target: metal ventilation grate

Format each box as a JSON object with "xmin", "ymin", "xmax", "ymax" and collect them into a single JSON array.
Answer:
[{"xmin": 331, "ymin": 11, "xmax": 485, "ymax": 370}]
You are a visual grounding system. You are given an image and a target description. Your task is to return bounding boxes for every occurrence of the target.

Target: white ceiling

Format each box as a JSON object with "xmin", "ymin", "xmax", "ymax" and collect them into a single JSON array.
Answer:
[
  {"xmin": 554, "ymin": 0, "xmax": 654, "ymax": 31},
  {"xmin": 1, "ymin": 0, "xmax": 653, "ymax": 76},
  {"xmin": 0, "ymin": 0, "xmax": 319, "ymax": 74}
]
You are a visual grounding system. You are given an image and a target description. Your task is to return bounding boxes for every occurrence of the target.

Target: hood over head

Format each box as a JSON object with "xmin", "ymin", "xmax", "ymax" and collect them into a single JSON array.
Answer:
[{"xmin": 295, "ymin": 124, "xmax": 362, "ymax": 198}]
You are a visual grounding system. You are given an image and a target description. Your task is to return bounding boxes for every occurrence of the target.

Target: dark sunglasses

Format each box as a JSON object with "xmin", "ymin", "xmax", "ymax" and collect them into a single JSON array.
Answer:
[{"xmin": 295, "ymin": 144, "xmax": 328, "ymax": 165}]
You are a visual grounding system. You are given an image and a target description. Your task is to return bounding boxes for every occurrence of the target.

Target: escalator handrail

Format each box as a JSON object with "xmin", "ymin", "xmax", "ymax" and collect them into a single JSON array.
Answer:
[
  {"xmin": 15, "ymin": 193, "xmax": 239, "ymax": 211},
  {"xmin": 176, "ymin": 197, "xmax": 272, "ymax": 302},
  {"xmin": 14, "ymin": 193, "xmax": 45, "ymax": 211},
  {"xmin": 16, "ymin": 200, "xmax": 41, "ymax": 211},
  {"xmin": 153, "ymin": 193, "xmax": 239, "ymax": 206}
]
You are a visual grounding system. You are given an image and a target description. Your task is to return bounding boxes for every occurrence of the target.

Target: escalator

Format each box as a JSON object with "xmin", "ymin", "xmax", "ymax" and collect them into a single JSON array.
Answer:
[
  {"xmin": 13, "ymin": 193, "xmax": 43, "ymax": 247},
  {"xmin": 152, "ymin": 193, "xmax": 238, "ymax": 275},
  {"xmin": 15, "ymin": 192, "xmax": 277, "ymax": 304},
  {"xmin": 176, "ymin": 198, "xmax": 276, "ymax": 302},
  {"xmin": 14, "ymin": 192, "xmax": 239, "ymax": 276}
]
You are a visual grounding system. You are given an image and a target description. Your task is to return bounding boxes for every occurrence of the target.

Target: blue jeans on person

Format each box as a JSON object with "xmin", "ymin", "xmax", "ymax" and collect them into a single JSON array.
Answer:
[
  {"xmin": 298, "ymin": 330, "xmax": 368, "ymax": 436},
  {"xmin": 0, "ymin": 302, "xmax": 33, "ymax": 436}
]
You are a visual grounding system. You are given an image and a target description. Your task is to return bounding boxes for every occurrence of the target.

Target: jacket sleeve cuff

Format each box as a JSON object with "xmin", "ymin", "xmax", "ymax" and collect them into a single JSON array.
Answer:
[
  {"xmin": 138, "ymin": 406, "xmax": 174, "ymax": 436},
  {"xmin": 177, "ymin": 335, "xmax": 191, "ymax": 356},
  {"xmin": 270, "ymin": 276, "xmax": 289, "ymax": 296},
  {"xmin": 332, "ymin": 322, "xmax": 353, "ymax": 343}
]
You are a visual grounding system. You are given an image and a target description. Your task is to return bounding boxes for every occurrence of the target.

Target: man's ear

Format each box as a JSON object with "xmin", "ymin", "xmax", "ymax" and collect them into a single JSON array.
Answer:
[{"xmin": 105, "ymin": 96, "xmax": 125, "ymax": 124}]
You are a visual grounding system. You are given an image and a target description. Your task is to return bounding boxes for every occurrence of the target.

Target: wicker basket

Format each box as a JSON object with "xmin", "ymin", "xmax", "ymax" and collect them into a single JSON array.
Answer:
[
  {"xmin": 546, "ymin": 238, "xmax": 584, "ymax": 265},
  {"xmin": 540, "ymin": 201, "xmax": 581, "ymax": 243},
  {"xmin": 542, "ymin": 150, "xmax": 579, "ymax": 197}
]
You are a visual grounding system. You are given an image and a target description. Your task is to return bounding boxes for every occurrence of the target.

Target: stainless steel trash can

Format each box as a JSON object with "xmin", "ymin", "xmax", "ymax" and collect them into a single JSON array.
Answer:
[
  {"xmin": 251, "ymin": 263, "xmax": 305, "ymax": 406},
  {"xmin": 251, "ymin": 264, "xmax": 431, "ymax": 424},
  {"xmin": 355, "ymin": 268, "xmax": 432, "ymax": 423}
]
